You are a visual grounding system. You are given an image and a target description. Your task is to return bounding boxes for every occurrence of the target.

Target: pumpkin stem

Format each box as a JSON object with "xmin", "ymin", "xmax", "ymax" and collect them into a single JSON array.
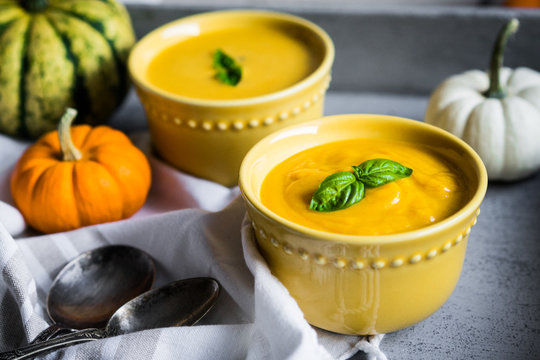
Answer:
[
  {"xmin": 484, "ymin": 18, "xmax": 519, "ymax": 99},
  {"xmin": 58, "ymin": 108, "xmax": 82, "ymax": 162},
  {"xmin": 19, "ymin": 0, "xmax": 49, "ymax": 12}
]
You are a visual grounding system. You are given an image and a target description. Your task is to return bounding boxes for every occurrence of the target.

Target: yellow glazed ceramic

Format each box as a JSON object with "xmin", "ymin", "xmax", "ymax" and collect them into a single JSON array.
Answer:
[
  {"xmin": 239, "ymin": 114, "xmax": 488, "ymax": 335},
  {"xmin": 129, "ymin": 10, "xmax": 334, "ymax": 186}
]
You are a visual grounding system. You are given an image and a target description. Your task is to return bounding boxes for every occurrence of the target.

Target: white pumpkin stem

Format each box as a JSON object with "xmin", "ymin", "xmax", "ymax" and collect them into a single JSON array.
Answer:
[
  {"xmin": 485, "ymin": 18, "xmax": 519, "ymax": 99},
  {"xmin": 58, "ymin": 108, "xmax": 82, "ymax": 162}
]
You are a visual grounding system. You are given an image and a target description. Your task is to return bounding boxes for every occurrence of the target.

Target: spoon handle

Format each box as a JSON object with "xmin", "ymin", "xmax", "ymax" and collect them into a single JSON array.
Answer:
[
  {"xmin": 30, "ymin": 324, "xmax": 76, "ymax": 344},
  {"xmin": 0, "ymin": 328, "xmax": 106, "ymax": 360}
]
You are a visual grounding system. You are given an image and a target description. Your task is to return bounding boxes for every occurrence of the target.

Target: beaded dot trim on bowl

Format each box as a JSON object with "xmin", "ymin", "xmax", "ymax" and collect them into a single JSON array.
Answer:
[
  {"xmin": 251, "ymin": 208, "xmax": 481, "ymax": 270},
  {"xmin": 146, "ymin": 77, "xmax": 331, "ymax": 131}
]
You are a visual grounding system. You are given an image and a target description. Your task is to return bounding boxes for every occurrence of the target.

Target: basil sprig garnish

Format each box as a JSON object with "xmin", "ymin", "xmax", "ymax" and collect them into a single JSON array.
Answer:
[
  {"xmin": 309, "ymin": 172, "xmax": 365, "ymax": 212},
  {"xmin": 353, "ymin": 158, "xmax": 413, "ymax": 188},
  {"xmin": 309, "ymin": 159, "xmax": 412, "ymax": 212},
  {"xmin": 213, "ymin": 49, "xmax": 242, "ymax": 86}
]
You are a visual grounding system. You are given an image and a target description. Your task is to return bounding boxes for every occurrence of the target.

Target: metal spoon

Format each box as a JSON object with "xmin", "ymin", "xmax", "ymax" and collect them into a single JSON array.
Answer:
[
  {"xmin": 0, "ymin": 277, "xmax": 221, "ymax": 360},
  {"xmin": 33, "ymin": 245, "xmax": 156, "ymax": 342}
]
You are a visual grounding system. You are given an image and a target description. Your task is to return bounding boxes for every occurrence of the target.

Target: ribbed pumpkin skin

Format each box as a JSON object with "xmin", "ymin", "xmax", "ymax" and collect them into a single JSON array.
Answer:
[
  {"xmin": 0, "ymin": 0, "xmax": 135, "ymax": 138},
  {"xmin": 10, "ymin": 125, "xmax": 151, "ymax": 233}
]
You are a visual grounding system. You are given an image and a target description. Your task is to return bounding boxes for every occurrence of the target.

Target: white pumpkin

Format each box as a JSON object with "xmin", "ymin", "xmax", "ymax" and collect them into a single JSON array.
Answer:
[{"xmin": 425, "ymin": 19, "xmax": 540, "ymax": 181}]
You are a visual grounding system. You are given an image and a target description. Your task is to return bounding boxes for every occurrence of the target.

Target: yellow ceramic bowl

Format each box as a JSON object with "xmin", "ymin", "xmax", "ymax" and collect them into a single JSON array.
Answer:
[
  {"xmin": 129, "ymin": 10, "xmax": 334, "ymax": 186},
  {"xmin": 239, "ymin": 114, "xmax": 488, "ymax": 335}
]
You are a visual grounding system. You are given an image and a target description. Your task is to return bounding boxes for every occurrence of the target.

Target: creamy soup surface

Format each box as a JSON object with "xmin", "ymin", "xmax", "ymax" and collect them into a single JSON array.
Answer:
[
  {"xmin": 146, "ymin": 25, "xmax": 320, "ymax": 100},
  {"xmin": 260, "ymin": 138, "xmax": 470, "ymax": 236}
]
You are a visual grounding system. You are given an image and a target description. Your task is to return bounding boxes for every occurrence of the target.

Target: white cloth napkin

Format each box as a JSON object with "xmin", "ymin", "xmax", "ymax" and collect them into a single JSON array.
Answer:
[{"xmin": 0, "ymin": 132, "xmax": 387, "ymax": 360}]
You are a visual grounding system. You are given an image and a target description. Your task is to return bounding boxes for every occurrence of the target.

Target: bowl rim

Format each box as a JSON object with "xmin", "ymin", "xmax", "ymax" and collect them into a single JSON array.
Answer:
[
  {"xmin": 239, "ymin": 114, "xmax": 488, "ymax": 245},
  {"xmin": 128, "ymin": 9, "xmax": 335, "ymax": 108}
]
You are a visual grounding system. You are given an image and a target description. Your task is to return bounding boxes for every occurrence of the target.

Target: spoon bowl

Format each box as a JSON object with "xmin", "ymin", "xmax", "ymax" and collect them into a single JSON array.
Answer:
[
  {"xmin": 107, "ymin": 277, "xmax": 221, "ymax": 336},
  {"xmin": 31, "ymin": 245, "xmax": 156, "ymax": 343}
]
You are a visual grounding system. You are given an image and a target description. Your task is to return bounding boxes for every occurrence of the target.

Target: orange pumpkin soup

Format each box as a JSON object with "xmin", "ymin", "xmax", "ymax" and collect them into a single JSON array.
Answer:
[
  {"xmin": 260, "ymin": 138, "xmax": 470, "ymax": 236},
  {"xmin": 146, "ymin": 25, "xmax": 321, "ymax": 100}
]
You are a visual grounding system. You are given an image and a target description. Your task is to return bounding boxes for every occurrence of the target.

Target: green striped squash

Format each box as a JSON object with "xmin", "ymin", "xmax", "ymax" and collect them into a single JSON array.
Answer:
[{"xmin": 0, "ymin": 0, "xmax": 135, "ymax": 138}]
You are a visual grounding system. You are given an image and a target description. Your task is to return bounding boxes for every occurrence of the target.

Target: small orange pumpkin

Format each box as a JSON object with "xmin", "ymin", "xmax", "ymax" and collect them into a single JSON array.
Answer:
[{"xmin": 11, "ymin": 108, "xmax": 151, "ymax": 233}]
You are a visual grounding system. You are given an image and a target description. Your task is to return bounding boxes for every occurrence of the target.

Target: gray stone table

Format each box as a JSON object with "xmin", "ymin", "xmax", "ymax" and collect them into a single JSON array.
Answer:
[{"xmin": 112, "ymin": 3, "xmax": 540, "ymax": 358}]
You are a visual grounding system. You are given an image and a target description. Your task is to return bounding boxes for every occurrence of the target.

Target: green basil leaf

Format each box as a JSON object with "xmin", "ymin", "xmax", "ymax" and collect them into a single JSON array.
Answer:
[
  {"xmin": 352, "ymin": 158, "xmax": 412, "ymax": 188},
  {"xmin": 309, "ymin": 172, "xmax": 365, "ymax": 212},
  {"xmin": 213, "ymin": 49, "xmax": 242, "ymax": 86}
]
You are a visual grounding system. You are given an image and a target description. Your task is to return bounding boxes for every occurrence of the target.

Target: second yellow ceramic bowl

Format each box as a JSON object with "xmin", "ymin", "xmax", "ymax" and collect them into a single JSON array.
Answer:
[
  {"xmin": 129, "ymin": 10, "xmax": 334, "ymax": 186},
  {"xmin": 239, "ymin": 114, "xmax": 488, "ymax": 335}
]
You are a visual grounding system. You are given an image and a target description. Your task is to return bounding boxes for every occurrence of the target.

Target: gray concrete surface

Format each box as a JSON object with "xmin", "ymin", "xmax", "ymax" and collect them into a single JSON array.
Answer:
[{"xmin": 115, "ymin": 4, "xmax": 540, "ymax": 358}]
